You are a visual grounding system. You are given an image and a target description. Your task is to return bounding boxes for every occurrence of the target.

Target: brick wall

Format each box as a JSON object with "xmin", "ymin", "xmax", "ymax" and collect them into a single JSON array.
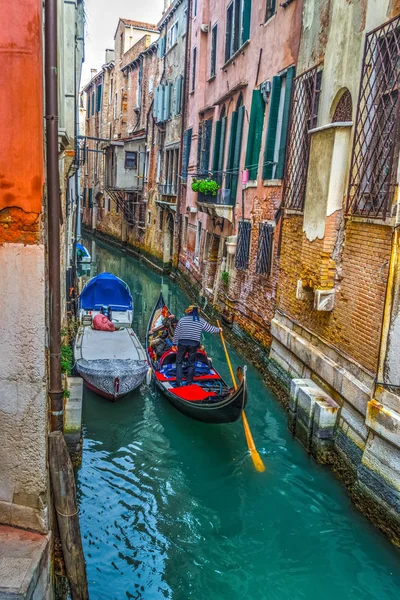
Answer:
[{"xmin": 278, "ymin": 214, "xmax": 392, "ymax": 374}]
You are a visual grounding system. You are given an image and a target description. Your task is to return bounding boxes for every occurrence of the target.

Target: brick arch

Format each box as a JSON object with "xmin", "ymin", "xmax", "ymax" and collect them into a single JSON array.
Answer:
[{"xmin": 330, "ymin": 88, "xmax": 353, "ymax": 123}]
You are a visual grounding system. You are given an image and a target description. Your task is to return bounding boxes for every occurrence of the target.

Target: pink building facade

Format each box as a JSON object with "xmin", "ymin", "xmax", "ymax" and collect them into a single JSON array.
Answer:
[{"xmin": 179, "ymin": 0, "xmax": 303, "ymax": 347}]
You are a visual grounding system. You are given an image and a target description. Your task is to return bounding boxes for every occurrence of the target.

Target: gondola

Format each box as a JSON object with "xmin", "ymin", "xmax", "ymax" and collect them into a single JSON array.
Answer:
[{"xmin": 146, "ymin": 293, "xmax": 247, "ymax": 423}]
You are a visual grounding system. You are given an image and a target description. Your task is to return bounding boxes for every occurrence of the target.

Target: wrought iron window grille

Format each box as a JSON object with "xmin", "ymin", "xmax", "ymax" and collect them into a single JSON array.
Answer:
[
  {"xmin": 235, "ymin": 220, "xmax": 252, "ymax": 270},
  {"xmin": 347, "ymin": 15, "xmax": 400, "ymax": 220},
  {"xmin": 256, "ymin": 222, "xmax": 274, "ymax": 276},
  {"xmin": 283, "ymin": 66, "xmax": 322, "ymax": 211}
]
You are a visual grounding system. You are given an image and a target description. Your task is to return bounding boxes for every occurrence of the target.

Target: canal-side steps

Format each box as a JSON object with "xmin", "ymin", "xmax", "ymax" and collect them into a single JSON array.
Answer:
[{"xmin": 0, "ymin": 525, "xmax": 51, "ymax": 599}]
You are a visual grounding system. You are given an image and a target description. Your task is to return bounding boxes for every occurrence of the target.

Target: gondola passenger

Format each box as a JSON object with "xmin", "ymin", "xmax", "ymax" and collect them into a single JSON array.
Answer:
[{"xmin": 172, "ymin": 306, "xmax": 221, "ymax": 387}]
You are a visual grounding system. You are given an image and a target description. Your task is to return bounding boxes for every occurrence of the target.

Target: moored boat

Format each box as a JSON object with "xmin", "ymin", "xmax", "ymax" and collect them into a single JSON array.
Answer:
[
  {"xmin": 146, "ymin": 293, "xmax": 247, "ymax": 423},
  {"xmin": 74, "ymin": 272, "xmax": 148, "ymax": 400},
  {"xmin": 76, "ymin": 242, "xmax": 91, "ymax": 263}
]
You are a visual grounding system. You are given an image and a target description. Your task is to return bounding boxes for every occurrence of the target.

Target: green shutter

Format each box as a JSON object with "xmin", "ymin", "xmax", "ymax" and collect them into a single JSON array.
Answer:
[
  {"xmin": 182, "ymin": 128, "xmax": 192, "ymax": 180},
  {"xmin": 226, "ymin": 111, "xmax": 238, "ymax": 193},
  {"xmin": 88, "ymin": 188, "xmax": 93, "ymax": 209},
  {"xmin": 217, "ymin": 116, "xmax": 227, "ymax": 185},
  {"xmin": 82, "ymin": 188, "xmax": 87, "ymax": 207},
  {"xmin": 91, "ymin": 92, "xmax": 95, "ymax": 116},
  {"xmin": 197, "ymin": 122, "xmax": 203, "ymax": 172},
  {"xmin": 96, "ymin": 84, "xmax": 102, "ymax": 112},
  {"xmin": 87, "ymin": 94, "xmax": 90, "ymax": 117},
  {"xmin": 275, "ymin": 66, "xmax": 295, "ymax": 179},
  {"xmin": 245, "ymin": 90, "xmax": 265, "ymax": 180},
  {"xmin": 230, "ymin": 105, "xmax": 245, "ymax": 204},
  {"xmin": 242, "ymin": 0, "xmax": 252, "ymax": 44},
  {"xmin": 263, "ymin": 76, "xmax": 281, "ymax": 180},
  {"xmin": 203, "ymin": 118, "xmax": 213, "ymax": 173},
  {"xmin": 212, "ymin": 120, "xmax": 222, "ymax": 172}
]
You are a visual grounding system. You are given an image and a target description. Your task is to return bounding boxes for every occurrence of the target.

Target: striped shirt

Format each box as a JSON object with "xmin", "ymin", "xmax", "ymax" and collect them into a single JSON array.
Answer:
[{"xmin": 172, "ymin": 316, "xmax": 220, "ymax": 345}]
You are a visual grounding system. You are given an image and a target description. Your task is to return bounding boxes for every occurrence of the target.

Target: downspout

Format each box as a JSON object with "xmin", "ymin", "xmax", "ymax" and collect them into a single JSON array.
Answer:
[
  {"xmin": 45, "ymin": 0, "xmax": 64, "ymax": 432},
  {"xmin": 175, "ymin": 0, "xmax": 192, "ymax": 269}
]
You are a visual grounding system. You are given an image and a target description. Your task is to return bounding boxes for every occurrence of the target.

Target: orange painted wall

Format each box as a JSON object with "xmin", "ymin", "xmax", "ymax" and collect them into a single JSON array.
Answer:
[{"xmin": 0, "ymin": 0, "xmax": 44, "ymax": 243}]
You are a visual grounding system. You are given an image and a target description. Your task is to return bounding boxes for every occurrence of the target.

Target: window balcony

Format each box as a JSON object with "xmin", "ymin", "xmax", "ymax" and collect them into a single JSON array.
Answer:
[
  {"xmin": 195, "ymin": 187, "xmax": 234, "ymax": 222},
  {"xmin": 158, "ymin": 183, "xmax": 177, "ymax": 196}
]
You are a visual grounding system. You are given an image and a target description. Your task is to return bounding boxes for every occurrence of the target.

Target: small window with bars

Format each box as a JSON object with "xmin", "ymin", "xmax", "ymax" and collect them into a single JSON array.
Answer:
[
  {"xmin": 235, "ymin": 221, "xmax": 252, "ymax": 270},
  {"xmin": 256, "ymin": 222, "xmax": 274, "ymax": 276}
]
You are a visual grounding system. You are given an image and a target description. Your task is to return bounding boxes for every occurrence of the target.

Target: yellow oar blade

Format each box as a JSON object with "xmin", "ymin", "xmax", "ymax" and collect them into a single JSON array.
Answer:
[
  {"xmin": 217, "ymin": 321, "xmax": 266, "ymax": 473},
  {"xmin": 242, "ymin": 410, "xmax": 266, "ymax": 472}
]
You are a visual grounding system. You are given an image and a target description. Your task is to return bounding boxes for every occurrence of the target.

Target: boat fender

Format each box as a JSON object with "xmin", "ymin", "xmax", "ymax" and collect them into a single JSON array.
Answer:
[{"xmin": 146, "ymin": 367, "xmax": 152, "ymax": 386}]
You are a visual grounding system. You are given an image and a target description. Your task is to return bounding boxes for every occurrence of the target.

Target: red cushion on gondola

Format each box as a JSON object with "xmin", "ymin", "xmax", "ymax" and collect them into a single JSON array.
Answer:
[{"xmin": 170, "ymin": 384, "xmax": 217, "ymax": 402}]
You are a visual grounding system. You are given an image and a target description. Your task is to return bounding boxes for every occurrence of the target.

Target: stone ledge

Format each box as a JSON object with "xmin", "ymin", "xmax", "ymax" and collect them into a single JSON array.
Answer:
[
  {"xmin": 366, "ymin": 400, "xmax": 400, "ymax": 450},
  {"xmin": 271, "ymin": 317, "xmax": 371, "ymax": 415},
  {"xmin": 0, "ymin": 525, "xmax": 51, "ymax": 599},
  {"xmin": 0, "ymin": 502, "xmax": 47, "ymax": 535}
]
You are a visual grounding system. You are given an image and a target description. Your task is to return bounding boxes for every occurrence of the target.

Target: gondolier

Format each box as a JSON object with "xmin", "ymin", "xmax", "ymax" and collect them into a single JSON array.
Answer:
[{"xmin": 172, "ymin": 306, "xmax": 221, "ymax": 387}]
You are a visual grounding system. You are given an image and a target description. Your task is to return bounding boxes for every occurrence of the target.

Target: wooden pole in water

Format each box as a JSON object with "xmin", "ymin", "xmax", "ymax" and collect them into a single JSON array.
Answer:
[
  {"xmin": 217, "ymin": 321, "xmax": 266, "ymax": 473},
  {"xmin": 49, "ymin": 432, "xmax": 89, "ymax": 600}
]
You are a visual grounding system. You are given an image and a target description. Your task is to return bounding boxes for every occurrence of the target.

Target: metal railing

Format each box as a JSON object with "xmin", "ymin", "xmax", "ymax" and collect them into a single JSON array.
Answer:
[
  {"xmin": 158, "ymin": 183, "xmax": 177, "ymax": 196},
  {"xmin": 197, "ymin": 188, "xmax": 234, "ymax": 206}
]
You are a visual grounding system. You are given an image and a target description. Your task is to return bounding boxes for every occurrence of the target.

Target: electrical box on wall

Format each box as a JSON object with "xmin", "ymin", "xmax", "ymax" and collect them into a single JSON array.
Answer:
[{"xmin": 314, "ymin": 289, "xmax": 335, "ymax": 311}]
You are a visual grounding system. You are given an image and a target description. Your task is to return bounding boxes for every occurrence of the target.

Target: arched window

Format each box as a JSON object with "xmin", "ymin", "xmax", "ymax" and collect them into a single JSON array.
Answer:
[{"xmin": 332, "ymin": 89, "xmax": 352, "ymax": 122}]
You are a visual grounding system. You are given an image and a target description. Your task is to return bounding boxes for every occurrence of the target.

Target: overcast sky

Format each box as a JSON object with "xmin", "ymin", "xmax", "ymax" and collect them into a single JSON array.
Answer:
[{"xmin": 81, "ymin": 0, "xmax": 164, "ymax": 87}]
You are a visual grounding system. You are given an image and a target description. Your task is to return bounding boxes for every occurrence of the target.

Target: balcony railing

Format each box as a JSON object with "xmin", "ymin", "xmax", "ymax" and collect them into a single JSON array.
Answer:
[
  {"xmin": 158, "ymin": 183, "xmax": 177, "ymax": 196},
  {"xmin": 197, "ymin": 188, "xmax": 233, "ymax": 206}
]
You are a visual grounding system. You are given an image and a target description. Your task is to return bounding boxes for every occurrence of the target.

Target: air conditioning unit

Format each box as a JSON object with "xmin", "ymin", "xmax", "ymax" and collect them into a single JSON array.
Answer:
[
  {"xmin": 260, "ymin": 80, "xmax": 271, "ymax": 103},
  {"xmin": 314, "ymin": 289, "xmax": 335, "ymax": 312}
]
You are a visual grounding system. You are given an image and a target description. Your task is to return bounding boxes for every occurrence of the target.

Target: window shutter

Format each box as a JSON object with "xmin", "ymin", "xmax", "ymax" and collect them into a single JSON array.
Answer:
[
  {"xmin": 88, "ymin": 188, "xmax": 93, "ymax": 209},
  {"xmin": 203, "ymin": 118, "xmax": 213, "ymax": 173},
  {"xmin": 226, "ymin": 111, "xmax": 238, "ymax": 194},
  {"xmin": 212, "ymin": 119, "xmax": 222, "ymax": 172},
  {"xmin": 230, "ymin": 105, "xmax": 245, "ymax": 204},
  {"xmin": 263, "ymin": 75, "xmax": 282, "ymax": 179},
  {"xmin": 242, "ymin": 0, "xmax": 252, "ymax": 45},
  {"xmin": 82, "ymin": 188, "xmax": 87, "ymax": 207},
  {"xmin": 182, "ymin": 128, "xmax": 192, "ymax": 180},
  {"xmin": 256, "ymin": 222, "xmax": 274, "ymax": 275},
  {"xmin": 169, "ymin": 83, "xmax": 173, "ymax": 118},
  {"xmin": 245, "ymin": 89, "xmax": 265, "ymax": 179},
  {"xmin": 275, "ymin": 66, "xmax": 295, "ymax": 179},
  {"xmin": 163, "ymin": 84, "xmax": 171, "ymax": 121},
  {"xmin": 96, "ymin": 84, "xmax": 102, "ymax": 112},
  {"xmin": 235, "ymin": 221, "xmax": 252, "ymax": 270},
  {"xmin": 176, "ymin": 76, "xmax": 181, "ymax": 115},
  {"xmin": 91, "ymin": 92, "xmax": 95, "ymax": 116},
  {"xmin": 217, "ymin": 116, "xmax": 227, "ymax": 185},
  {"xmin": 197, "ymin": 122, "xmax": 203, "ymax": 172}
]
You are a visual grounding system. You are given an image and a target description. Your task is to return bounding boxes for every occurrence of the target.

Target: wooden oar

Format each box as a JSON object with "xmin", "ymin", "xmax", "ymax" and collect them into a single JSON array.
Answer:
[{"xmin": 217, "ymin": 321, "xmax": 265, "ymax": 473}]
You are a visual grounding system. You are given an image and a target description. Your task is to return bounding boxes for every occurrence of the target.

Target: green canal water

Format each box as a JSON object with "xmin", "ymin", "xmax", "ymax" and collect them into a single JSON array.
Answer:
[{"xmin": 76, "ymin": 236, "xmax": 400, "ymax": 600}]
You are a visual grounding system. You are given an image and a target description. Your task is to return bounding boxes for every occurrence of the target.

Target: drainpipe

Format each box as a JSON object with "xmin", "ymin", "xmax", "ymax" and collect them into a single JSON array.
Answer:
[
  {"xmin": 45, "ymin": 0, "xmax": 64, "ymax": 432},
  {"xmin": 175, "ymin": 0, "xmax": 192, "ymax": 269}
]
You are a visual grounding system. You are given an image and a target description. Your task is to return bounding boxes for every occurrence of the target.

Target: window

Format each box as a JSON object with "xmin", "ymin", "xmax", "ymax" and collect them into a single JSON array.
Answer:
[
  {"xmin": 265, "ymin": 0, "xmax": 276, "ymax": 22},
  {"xmin": 183, "ymin": 215, "xmax": 189, "ymax": 248},
  {"xmin": 120, "ymin": 32, "xmax": 124, "ymax": 57},
  {"xmin": 235, "ymin": 220, "xmax": 251, "ymax": 270},
  {"xmin": 283, "ymin": 67, "xmax": 322, "ymax": 210},
  {"xmin": 210, "ymin": 24, "xmax": 218, "ymax": 77},
  {"xmin": 347, "ymin": 16, "xmax": 400, "ymax": 219},
  {"xmin": 245, "ymin": 89, "xmax": 266, "ymax": 180},
  {"xmin": 158, "ymin": 36, "xmax": 166, "ymax": 58},
  {"xmin": 263, "ymin": 66, "xmax": 295, "ymax": 180},
  {"xmin": 226, "ymin": 95, "xmax": 245, "ymax": 204},
  {"xmin": 109, "ymin": 77, "xmax": 114, "ymax": 104},
  {"xmin": 168, "ymin": 21, "xmax": 179, "ymax": 49},
  {"xmin": 82, "ymin": 188, "xmax": 87, "ymax": 207},
  {"xmin": 86, "ymin": 93, "xmax": 90, "ymax": 118},
  {"xmin": 159, "ymin": 207, "xmax": 164, "ymax": 230},
  {"xmin": 256, "ymin": 222, "xmax": 274, "ymax": 275},
  {"xmin": 147, "ymin": 210, "xmax": 152, "ymax": 226},
  {"xmin": 175, "ymin": 76, "xmax": 184, "ymax": 114},
  {"xmin": 156, "ymin": 150, "xmax": 162, "ymax": 183},
  {"xmin": 212, "ymin": 107, "xmax": 227, "ymax": 185},
  {"xmin": 125, "ymin": 151, "xmax": 137, "ymax": 170},
  {"xmin": 193, "ymin": 0, "xmax": 197, "ymax": 17},
  {"xmin": 144, "ymin": 149, "xmax": 150, "ymax": 181},
  {"xmin": 195, "ymin": 221, "xmax": 202, "ymax": 258},
  {"xmin": 191, "ymin": 47, "xmax": 197, "ymax": 92},
  {"xmin": 88, "ymin": 188, "xmax": 93, "ymax": 209},
  {"xmin": 91, "ymin": 91, "xmax": 95, "ymax": 116},
  {"xmin": 197, "ymin": 119, "xmax": 213, "ymax": 174},
  {"xmin": 137, "ymin": 62, "xmax": 142, "ymax": 109},
  {"xmin": 225, "ymin": 0, "xmax": 251, "ymax": 62},
  {"xmin": 182, "ymin": 128, "xmax": 193, "ymax": 180},
  {"xmin": 108, "ymin": 197, "xmax": 111, "ymax": 212},
  {"xmin": 148, "ymin": 75, "xmax": 154, "ymax": 94},
  {"xmin": 163, "ymin": 147, "xmax": 179, "ymax": 194}
]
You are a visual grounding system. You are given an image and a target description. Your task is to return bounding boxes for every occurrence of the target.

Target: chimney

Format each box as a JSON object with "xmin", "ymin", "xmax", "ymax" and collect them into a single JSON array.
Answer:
[
  {"xmin": 90, "ymin": 68, "xmax": 97, "ymax": 78},
  {"xmin": 105, "ymin": 49, "xmax": 115, "ymax": 64},
  {"xmin": 164, "ymin": 0, "xmax": 171, "ymax": 12}
]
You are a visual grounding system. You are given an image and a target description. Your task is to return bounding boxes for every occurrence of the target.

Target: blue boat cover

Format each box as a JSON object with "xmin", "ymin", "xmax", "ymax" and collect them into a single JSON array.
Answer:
[
  {"xmin": 80, "ymin": 272, "xmax": 133, "ymax": 311},
  {"xmin": 76, "ymin": 243, "xmax": 90, "ymax": 257}
]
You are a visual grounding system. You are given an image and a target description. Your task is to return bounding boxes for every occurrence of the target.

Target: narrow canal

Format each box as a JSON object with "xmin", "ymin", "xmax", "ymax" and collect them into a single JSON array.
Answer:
[{"xmin": 76, "ymin": 235, "xmax": 400, "ymax": 600}]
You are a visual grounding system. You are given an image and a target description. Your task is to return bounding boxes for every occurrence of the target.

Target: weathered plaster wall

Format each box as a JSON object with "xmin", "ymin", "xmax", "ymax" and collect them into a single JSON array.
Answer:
[{"xmin": 0, "ymin": 245, "xmax": 48, "ymax": 534}]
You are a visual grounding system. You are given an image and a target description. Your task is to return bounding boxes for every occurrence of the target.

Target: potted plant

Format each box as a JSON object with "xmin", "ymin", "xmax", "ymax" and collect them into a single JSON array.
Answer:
[
  {"xmin": 221, "ymin": 270, "xmax": 229, "ymax": 287},
  {"xmin": 191, "ymin": 178, "xmax": 220, "ymax": 197}
]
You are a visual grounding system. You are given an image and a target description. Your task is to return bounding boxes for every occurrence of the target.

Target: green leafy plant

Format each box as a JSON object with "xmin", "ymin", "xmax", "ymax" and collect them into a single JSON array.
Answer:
[
  {"xmin": 61, "ymin": 342, "xmax": 73, "ymax": 375},
  {"xmin": 191, "ymin": 178, "xmax": 220, "ymax": 196},
  {"xmin": 64, "ymin": 389, "xmax": 71, "ymax": 399},
  {"xmin": 221, "ymin": 271, "xmax": 229, "ymax": 286}
]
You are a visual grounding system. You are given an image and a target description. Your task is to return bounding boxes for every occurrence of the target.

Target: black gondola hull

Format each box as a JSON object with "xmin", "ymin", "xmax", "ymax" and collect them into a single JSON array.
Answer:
[{"xmin": 146, "ymin": 293, "xmax": 247, "ymax": 424}]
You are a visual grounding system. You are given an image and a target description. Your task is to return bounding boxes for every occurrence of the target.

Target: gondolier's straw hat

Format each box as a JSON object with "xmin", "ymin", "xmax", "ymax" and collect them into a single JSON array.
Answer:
[{"xmin": 185, "ymin": 305, "xmax": 199, "ymax": 314}]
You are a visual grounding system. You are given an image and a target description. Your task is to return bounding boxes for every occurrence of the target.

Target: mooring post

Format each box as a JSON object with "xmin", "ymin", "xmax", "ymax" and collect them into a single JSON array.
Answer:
[{"xmin": 49, "ymin": 431, "xmax": 89, "ymax": 600}]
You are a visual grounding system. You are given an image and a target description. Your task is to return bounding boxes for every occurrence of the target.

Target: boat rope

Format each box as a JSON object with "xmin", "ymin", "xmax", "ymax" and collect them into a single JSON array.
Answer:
[{"xmin": 55, "ymin": 507, "xmax": 79, "ymax": 518}]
